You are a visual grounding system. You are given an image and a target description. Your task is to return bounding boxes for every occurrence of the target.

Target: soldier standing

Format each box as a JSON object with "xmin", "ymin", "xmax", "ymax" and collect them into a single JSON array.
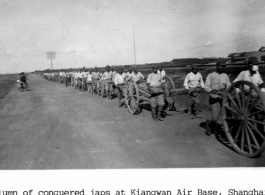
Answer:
[
  {"xmin": 183, "ymin": 65, "xmax": 204, "ymax": 118},
  {"xmin": 146, "ymin": 65, "xmax": 165, "ymax": 121},
  {"xmin": 114, "ymin": 68, "xmax": 127, "ymax": 107},
  {"xmin": 204, "ymin": 62, "xmax": 231, "ymax": 135}
]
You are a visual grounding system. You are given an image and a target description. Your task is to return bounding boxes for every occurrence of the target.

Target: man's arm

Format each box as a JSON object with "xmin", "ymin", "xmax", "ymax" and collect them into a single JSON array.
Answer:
[
  {"xmin": 183, "ymin": 73, "xmax": 190, "ymax": 89},
  {"xmin": 233, "ymin": 71, "xmax": 243, "ymax": 83},
  {"xmin": 204, "ymin": 74, "xmax": 214, "ymax": 93},
  {"xmin": 226, "ymin": 74, "xmax": 231, "ymax": 89},
  {"xmin": 140, "ymin": 72, "xmax": 145, "ymax": 79},
  {"xmin": 146, "ymin": 74, "xmax": 151, "ymax": 90},
  {"xmin": 199, "ymin": 73, "xmax": 204, "ymax": 88}
]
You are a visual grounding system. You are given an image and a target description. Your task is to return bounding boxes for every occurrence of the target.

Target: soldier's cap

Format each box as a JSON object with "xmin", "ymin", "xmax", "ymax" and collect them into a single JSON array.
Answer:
[
  {"xmin": 106, "ymin": 65, "xmax": 110, "ymax": 68},
  {"xmin": 151, "ymin": 65, "xmax": 158, "ymax": 69}
]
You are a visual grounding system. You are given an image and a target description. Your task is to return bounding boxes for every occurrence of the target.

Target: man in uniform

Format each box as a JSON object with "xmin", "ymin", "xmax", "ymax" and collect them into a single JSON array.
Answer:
[
  {"xmin": 183, "ymin": 65, "xmax": 204, "ymax": 118},
  {"xmin": 204, "ymin": 62, "xmax": 231, "ymax": 135},
  {"xmin": 126, "ymin": 68, "xmax": 134, "ymax": 80},
  {"xmin": 100, "ymin": 65, "xmax": 113, "ymax": 100},
  {"xmin": 86, "ymin": 71, "xmax": 93, "ymax": 93},
  {"xmin": 147, "ymin": 65, "xmax": 165, "ymax": 121},
  {"xmin": 111, "ymin": 67, "xmax": 117, "ymax": 82},
  {"xmin": 91, "ymin": 67, "xmax": 101, "ymax": 94},
  {"xmin": 114, "ymin": 68, "xmax": 127, "ymax": 107},
  {"xmin": 233, "ymin": 60, "xmax": 265, "ymax": 91},
  {"xmin": 63, "ymin": 71, "xmax": 69, "ymax": 87},
  {"xmin": 131, "ymin": 67, "xmax": 145, "ymax": 83},
  {"xmin": 157, "ymin": 65, "xmax": 166, "ymax": 82}
]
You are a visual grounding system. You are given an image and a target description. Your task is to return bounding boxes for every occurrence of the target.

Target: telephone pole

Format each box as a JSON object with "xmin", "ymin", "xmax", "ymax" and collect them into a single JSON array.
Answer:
[
  {"xmin": 46, "ymin": 51, "xmax": 56, "ymax": 70},
  {"xmin": 133, "ymin": 29, "xmax": 137, "ymax": 65}
]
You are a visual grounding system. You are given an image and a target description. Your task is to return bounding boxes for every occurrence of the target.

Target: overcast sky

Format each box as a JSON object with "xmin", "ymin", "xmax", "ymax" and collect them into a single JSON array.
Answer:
[{"xmin": 1, "ymin": 0, "xmax": 265, "ymax": 73}]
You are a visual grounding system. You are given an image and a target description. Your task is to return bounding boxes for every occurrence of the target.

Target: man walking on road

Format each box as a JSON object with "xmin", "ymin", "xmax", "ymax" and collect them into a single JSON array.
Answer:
[
  {"xmin": 183, "ymin": 65, "xmax": 204, "ymax": 118},
  {"xmin": 100, "ymin": 65, "xmax": 113, "ymax": 100},
  {"xmin": 114, "ymin": 68, "xmax": 127, "ymax": 108},
  {"xmin": 92, "ymin": 67, "xmax": 101, "ymax": 95},
  {"xmin": 147, "ymin": 65, "xmax": 165, "ymax": 121},
  {"xmin": 131, "ymin": 67, "xmax": 145, "ymax": 83},
  {"xmin": 204, "ymin": 62, "xmax": 231, "ymax": 135}
]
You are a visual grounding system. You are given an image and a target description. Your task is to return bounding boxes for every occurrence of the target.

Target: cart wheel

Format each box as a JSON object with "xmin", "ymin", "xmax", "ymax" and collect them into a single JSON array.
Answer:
[
  {"xmin": 166, "ymin": 96, "xmax": 175, "ymax": 111},
  {"xmin": 125, "ymin": 80, "xmax": 140, "ymax": 114},
  {"xmin": 164, "ymin": 76, "xmax": 175, "ymax": 91},
  {"xmin": 223, "ymin": 81, "xmax": 265, "ymax": 157}
]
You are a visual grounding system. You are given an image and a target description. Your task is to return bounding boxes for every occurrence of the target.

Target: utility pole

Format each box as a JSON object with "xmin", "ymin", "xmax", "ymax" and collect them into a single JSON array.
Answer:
[
  {"xmin": 133, "ymin": 29, "xmax": 137, "ymax": 65},
  {"xmin": 47, "ymin": 51, "xmax": 56, "ymax": 70}
]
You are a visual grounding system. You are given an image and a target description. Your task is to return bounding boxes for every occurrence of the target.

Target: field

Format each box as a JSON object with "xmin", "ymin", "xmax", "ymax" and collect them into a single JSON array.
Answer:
[{"xmin": 0, "ymin": 74, "xmax": 18, "ymax": 101}]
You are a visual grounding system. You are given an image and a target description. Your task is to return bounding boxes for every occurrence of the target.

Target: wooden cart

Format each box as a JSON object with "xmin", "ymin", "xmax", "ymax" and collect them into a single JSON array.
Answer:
[
  {"xmin": 222, "ymin": 81, "xmax": 265, "ymax": 157},
  {"xmin": 124, "ymin": 76, "xmax": 179, "ymax": 114}
]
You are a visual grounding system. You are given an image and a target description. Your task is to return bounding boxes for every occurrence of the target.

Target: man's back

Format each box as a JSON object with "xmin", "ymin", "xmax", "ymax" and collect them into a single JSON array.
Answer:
[{"xmin": 20, "ymin": 75, "xmax": 27, "ymax": 83}]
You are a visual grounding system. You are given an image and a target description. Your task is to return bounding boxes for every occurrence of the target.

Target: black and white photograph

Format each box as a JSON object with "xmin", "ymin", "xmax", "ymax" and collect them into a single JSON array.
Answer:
[{"xmin": 1, "ymin": 0, "xmax": 265, "ymax": 170}]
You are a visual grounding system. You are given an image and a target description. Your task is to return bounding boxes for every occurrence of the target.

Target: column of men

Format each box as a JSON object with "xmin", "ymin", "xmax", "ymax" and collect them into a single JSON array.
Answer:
[{"xmin": 183, "ymin": 60, "xmax": 265, "ymax": 136}]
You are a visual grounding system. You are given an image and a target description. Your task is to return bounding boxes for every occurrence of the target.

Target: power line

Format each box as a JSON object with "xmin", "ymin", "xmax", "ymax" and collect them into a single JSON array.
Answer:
[{"xmin": 163, "ymin": 33, "xmax": 265, "ymax": 53}]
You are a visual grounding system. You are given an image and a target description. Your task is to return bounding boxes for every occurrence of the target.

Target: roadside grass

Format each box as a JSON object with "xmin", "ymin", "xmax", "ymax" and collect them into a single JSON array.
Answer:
[{"xmin": 0, "ymin": 74, "xmax": 18, "ymax": 101}]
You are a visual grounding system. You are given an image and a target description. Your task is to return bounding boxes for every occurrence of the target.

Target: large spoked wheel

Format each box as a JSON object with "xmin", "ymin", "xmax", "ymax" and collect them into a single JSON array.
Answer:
[
  {"xmin": 164, "ymin": 76, "xmax": 175, "ymax": 91},
  {"xmin": 223, "ymin": 81, "xmax": 265, "ymax": 157},
  {"xmin": 125, "ymin": 80, "xmax": 140, "ymax": 114}
]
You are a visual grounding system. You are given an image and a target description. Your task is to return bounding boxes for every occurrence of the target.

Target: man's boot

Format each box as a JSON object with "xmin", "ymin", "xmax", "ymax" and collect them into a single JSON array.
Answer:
[
  {"xmin": 187, "ymin": 107, "xmax": 192, "ymax": 115},
  {"xmin": 151, "ymin": 108, "xmax": 158, "ymax": 122},
  {"xmin": 157, "ymin": 106, "xmax": 164, "ymax": 121},
  {"xmin": 205, "ymin": 120, "xmax": 215, "ymax": 135},
  {"xmin": 107, "ymin": 91, "xmax": 111, "ymax": 100},
  {"xmin": 205, "ymin": 120, "xmax": 212, "ymax": 136}
]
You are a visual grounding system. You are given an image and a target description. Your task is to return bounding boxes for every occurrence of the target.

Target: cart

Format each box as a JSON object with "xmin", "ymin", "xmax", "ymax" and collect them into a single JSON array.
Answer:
[
  {"xmin": 222, "ymin": 81, "xmax": 265, "ymax": 157},
  {"xmin": 124, "ymin": 76, "xmax": 179, "ymax": 114},
  {"xmin": 99, "ymin": 80, "xmax": 116, "ymax": 99}
]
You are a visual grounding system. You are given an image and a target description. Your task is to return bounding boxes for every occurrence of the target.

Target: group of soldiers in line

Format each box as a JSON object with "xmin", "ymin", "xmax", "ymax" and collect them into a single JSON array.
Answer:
[
  {"xmin": 42, "ymin": 60, "xmax": 265, "ymax": 135},
  {"xmin": 42, "ymin": 65, "xmax": 167, "ymax": 121},
  {"xmin": 184, "ymin": 60, "xmax": 265, "ymax": 135}
]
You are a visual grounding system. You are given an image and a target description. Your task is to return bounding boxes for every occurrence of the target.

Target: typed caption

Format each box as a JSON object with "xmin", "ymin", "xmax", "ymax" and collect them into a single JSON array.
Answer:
[{"xmin": 1, "ymin": 189, "xmax": 264, "ymax": 195}]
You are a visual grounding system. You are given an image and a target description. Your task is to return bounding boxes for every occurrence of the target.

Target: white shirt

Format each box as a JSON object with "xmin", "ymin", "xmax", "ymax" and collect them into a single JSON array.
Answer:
[
  {"xmin": 92, "ymin": 72, "xmax": 101, "ymax": 80},
  {"xmin": 126, "ymin": 72, "xmax": 134, "ymax": 80},
  {"xmin": 87, "ymin": 74, "xmax": 92, "ymax": 82},
  {"xmin": 114, "ymin": 73, "xmax": 126, "ymax": 85},
  {"xmin": 101, "ymin": 71, "xmax": 112, "ymax": 81},
  {"xmin": 131, "ymin": 72, "xmax": 144, "ymax": 82},
  {"xmin": 112, "ymin": 71, "xmax": 117, "ymax": 81},
  {"xmin": 77, "ymin": 72, "xmax": 83, "ymax": 79},
  {"xmin": 81, "ymin": 71, "xmax": 86, "ymax": 78},
  {"xmin": 205, "ymin": 72, "xmax": 231, "ymax": 98},
  {"xmin": 157, "ymin": 69, "xmax": 166, "ymax": 79},
  {"xmin": 233, "ymin": 70, "xmax": 263, "ymax": 88},
  {"xmin": 147, "ymin": 73, "xmax": 162, "ymax": 87},
  {"xmin": 184, "ymin": 72, "xmax": 205, "ymax": 89}
]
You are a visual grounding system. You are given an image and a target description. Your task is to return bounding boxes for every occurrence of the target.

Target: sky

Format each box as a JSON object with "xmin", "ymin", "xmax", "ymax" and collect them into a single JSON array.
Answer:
[{"xmin": 1, "ymin": 0, "xmax": 265, "ymax": 73}]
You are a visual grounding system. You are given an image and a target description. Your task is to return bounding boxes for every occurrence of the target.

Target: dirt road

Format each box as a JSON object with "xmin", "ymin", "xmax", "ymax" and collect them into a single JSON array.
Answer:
[{"xmin": 0, "ymin": 74, "xmax": 264, "ymax": 169}]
